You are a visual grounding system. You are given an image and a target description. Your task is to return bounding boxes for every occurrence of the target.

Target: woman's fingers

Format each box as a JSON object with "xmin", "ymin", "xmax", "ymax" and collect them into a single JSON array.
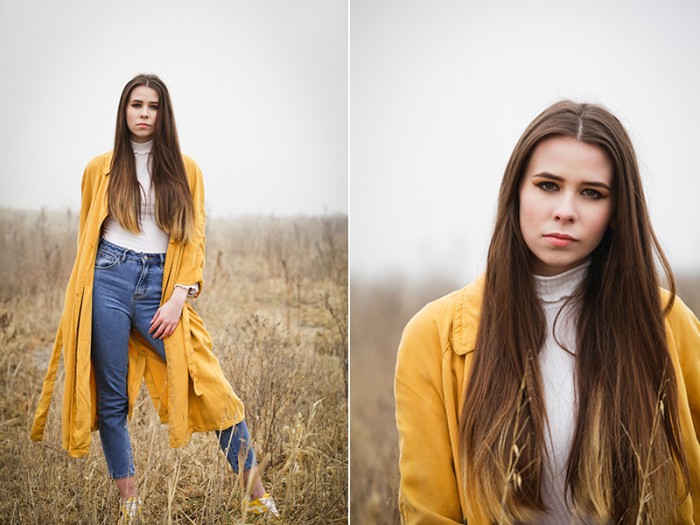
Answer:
[
  {"xmin": 150, "ymin": 309, "xmax": 167, "ymax": 338},
  {"xmin": 154, "ymin": 320, "xmax": 174, "ymax": 339},
  {"xmin": 150, "ymin": 301, "xmax": 183, "ymax": 339}
]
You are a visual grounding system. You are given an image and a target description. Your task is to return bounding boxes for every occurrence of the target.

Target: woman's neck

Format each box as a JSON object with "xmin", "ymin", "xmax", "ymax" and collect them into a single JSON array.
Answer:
[
  {"xmin": 130, "ymin": 139, "xmax": 153, "ymax": 155},
  {"xmin": 533, "ymin": 259, "xmax": 590, "ymax": 303}
]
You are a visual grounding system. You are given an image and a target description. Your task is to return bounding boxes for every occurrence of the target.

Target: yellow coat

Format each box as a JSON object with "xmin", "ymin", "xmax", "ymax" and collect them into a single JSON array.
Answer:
[
  {"xmin": 395, "ymin": 276, "xmax": 700, "ymax": 524},
  {"xmin": 31, "ymin": 152, "xmax": 245, "ymax": 457}
]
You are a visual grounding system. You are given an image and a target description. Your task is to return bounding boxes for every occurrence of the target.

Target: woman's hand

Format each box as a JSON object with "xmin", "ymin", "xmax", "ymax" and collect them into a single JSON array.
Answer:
[{"xmin": 150, "ymin": 287, "xmax": 189, "ymax": 339}]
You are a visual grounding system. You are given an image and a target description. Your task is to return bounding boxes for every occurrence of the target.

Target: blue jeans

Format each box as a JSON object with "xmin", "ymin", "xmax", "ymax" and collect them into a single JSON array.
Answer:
[{"xmin": 91, "ymin": 238, "xmax": 256, "ymax": 479}]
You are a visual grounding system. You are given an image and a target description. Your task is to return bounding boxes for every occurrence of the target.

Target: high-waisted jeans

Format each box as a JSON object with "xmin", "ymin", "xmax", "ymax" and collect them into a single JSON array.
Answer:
[{"xmin": 91, "ymin": 238, "xmax": 255, "ymax": 479}]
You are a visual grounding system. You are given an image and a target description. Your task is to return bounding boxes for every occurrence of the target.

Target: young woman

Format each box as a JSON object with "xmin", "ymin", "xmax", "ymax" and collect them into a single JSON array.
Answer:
[
  {"xmin": 31, "ymin": 74, "xmax": 279, "ymax": 521},
  {"xmin": 395, "ymin": 101, "xmax": 700, "ymax": 524}
]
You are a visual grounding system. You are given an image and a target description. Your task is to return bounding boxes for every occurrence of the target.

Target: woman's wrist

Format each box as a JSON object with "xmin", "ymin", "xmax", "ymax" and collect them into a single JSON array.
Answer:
[
  {"xmin": 170, "ymin": 286, "xmax": 189, "ymax": 306},
  {"xmin": 174, "ymin": 283, "xmax": 199, "ymax": 298}
]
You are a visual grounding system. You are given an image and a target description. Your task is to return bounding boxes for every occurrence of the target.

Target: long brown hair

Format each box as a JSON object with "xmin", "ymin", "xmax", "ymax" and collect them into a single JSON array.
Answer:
[
  {"xmin": 107, "ymin": 73, "xmax": 194, "ymax": 243},
  {"xmin": 459, "ymin": 100, "xmax": 689, "ymax": 523}
]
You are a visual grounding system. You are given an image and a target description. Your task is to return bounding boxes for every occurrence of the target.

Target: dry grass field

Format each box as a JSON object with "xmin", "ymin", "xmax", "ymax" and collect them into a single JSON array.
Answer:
[
  {"xmin": 350, "ymin": 270, "xmax": 700, "ymax": 525},
  {"xmin": 0, "ymin": 208, "xmax": 347, "ymax": 524},
  {"xmin": 349, "ymin": 277, "xmax": 457, "ymax": 525}
]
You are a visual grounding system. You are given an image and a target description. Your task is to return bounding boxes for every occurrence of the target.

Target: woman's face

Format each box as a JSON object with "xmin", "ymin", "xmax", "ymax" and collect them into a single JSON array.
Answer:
[
  {"xmin": 125, "ymin": 85, "xmax": 159, "ymax": 143},
  {"xmin": 519, "ymin": 135, "xmax": 614, "ymax": 276}
]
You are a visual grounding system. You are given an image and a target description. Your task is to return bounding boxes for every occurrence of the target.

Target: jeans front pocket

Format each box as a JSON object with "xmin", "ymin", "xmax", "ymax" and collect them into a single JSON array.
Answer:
[{"xmin": 94, "ymin": 249, "xmax": 120, "ymax": 270}]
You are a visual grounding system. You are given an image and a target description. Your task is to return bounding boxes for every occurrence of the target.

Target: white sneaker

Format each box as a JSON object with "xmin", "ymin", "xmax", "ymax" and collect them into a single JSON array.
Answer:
[
  {"xmin": 247, "ymin": 493, "xmax": 280, "ymax": 517},
  {"xmin": 119, "ymin": 497, "xmax": 142, "ymax": 524}
]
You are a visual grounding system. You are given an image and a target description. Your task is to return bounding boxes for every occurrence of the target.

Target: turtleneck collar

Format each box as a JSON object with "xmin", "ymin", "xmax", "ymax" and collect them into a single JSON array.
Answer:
[
  {"xmin": 130, "ymin": 140, "xmax": 153, "ymax": 155},
  {"xmin": 533, "ymin": 260, "xmax": 590, "ymax": 304}
]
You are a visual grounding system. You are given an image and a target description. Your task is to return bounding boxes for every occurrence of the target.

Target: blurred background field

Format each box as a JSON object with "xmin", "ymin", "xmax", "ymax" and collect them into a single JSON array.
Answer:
[
  {"xmin": 350, "ymin": 270, "xmax": 700, "ymax": 525},
  {"xmin": 0, "ymin": 208, "xmax": 347, "ymax": 524}
]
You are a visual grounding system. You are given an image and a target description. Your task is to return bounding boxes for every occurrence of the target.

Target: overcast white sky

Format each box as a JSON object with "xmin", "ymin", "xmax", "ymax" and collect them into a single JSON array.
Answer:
[
  {"xmin": 0, "ymin": 0, "xmax": 347, "ymax": 217},
  {"xmin": 351, "ymin": 0, "xmax": 700, "ymax": 283}
]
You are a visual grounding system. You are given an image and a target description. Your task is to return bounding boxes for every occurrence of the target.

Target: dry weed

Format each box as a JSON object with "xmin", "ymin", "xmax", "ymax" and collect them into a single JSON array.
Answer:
[{"xmin": 349, "ymin": 277, "xmax": 456, "ymax": 525}]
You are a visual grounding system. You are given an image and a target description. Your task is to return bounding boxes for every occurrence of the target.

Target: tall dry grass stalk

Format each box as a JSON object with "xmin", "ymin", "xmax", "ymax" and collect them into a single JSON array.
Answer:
[
  {"xmin": 493, "ymin": 364, "xmax": 536, "ymax": 525},
  {"xmin": 0, "ymin": 208, "xmax": 347, "ymax": 524},
  {"xmin": 623, "ymin": 380, "xmax": 676, "ymax": 525}
]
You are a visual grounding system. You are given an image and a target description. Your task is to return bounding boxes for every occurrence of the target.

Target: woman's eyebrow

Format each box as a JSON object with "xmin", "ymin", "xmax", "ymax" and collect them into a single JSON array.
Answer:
[
  {"xmin": 532, "ymin": 172, "xmax": 611, "ymax": 191},
  {"xmin": 129, "ymin": 98, "xmax": 159, "ymax": 105},
  {"xmin": 582, "ymin": 181, "xmax": 611, "ymax": 190},
  {"xmin": 531, "ymin": 172, "xmax": 564, "ymax": 181}
]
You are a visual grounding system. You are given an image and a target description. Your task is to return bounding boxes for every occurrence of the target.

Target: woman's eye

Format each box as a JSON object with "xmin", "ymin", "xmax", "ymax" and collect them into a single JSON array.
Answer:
[
  {"xmin": 537, "ymin": 181, "xmax": 558, "ymax": 191},
  {"xmin": 149, "ymin": 105, "xmax": 158, "ymax": 111},
  {"xmin": 582, "ymin": 188, "xmax": 603, "ymax": 199},
  {"xmin": 131, "ymin": 103, "xmax": 141, "ymax": 108}
]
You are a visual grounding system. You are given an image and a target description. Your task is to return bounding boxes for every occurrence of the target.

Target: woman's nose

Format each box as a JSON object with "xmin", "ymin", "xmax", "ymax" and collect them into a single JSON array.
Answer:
[{"xmin": 553, "ymin": 195, "xmax": 576, "ymax": 223}]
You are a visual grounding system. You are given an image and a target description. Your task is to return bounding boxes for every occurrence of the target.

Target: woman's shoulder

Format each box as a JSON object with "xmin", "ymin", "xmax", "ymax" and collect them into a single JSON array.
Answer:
[
  {"xmin": 662, "ymin": 288, "xmax": 700, "ymax": 340},
  {"xmin": 409, "ymin": 276, "xmax": 483, "ymax": 324},
  {"xmin": 181, "ymin": 153, "xmax": 201, "ymax": 173},
  {"xmin": 400, "ymin": 275, "xmax": 485, "ymax": 357},
  {"xmin": 84, "ymin": 151, "xmax": 113, "ymax": 174},
  {"xmin": 179, "ymin": 154, "xmax": 204, "ymax": 190}
]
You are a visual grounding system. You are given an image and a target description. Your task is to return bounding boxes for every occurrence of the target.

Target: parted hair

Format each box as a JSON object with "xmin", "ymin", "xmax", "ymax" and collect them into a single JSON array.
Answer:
[
  {"xmin": 459, "ymin": 100, "xmax": 689, "ymax": 524},
  {"xmin": 107, "ymin": 73, "xmax": 194, "ymax": 243}
]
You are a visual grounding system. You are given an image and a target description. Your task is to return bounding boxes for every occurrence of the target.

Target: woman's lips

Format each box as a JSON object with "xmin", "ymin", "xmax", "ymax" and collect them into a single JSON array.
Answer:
[{"xmin": 544, "ymin": 233, "xmax": 577, "ymax": 247}]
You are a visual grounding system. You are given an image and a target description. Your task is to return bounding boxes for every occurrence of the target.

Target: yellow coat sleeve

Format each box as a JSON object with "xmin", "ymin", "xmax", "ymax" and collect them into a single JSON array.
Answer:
[
  {"xmin": 666, "ymin": 296, "xmax": 700, "ymax": 523},
  {"xmin": 173, "ymin": 156, "xmax": 206, "ymax": 297},
  {"xmin": 30, "ymin": 158, "xmax": 102, "ymax": 443},
  {"xmin": 77, "ymin": 162, "xmax": 94, "ymax": 245},
  {"xmin": 395, "ymin": 304, "xmax": 465, "ymax": 525}
]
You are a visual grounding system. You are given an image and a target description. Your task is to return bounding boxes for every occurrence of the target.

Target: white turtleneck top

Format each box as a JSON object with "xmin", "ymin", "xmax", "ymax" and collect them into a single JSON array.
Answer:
[
  {"xmin": 102, "ymin": 140, "xmax": 171, "ymax": 254},
  {"xmin": 101, "ymin": 140, "xmax": 197, "ymax": 295},
  {"xmin": 530, "ymin": 261, "xmax": 597, "ymax": 525}
]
